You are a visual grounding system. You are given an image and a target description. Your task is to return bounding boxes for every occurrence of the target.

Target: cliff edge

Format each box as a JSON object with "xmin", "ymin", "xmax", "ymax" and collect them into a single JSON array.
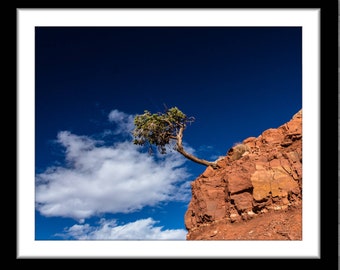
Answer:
[{"xmin": 185, "ymin": 109, "xmax": 302, "ymax": 240}]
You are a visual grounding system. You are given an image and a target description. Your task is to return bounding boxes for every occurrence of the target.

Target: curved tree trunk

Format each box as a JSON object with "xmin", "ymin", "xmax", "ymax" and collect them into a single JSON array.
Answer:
[{"xmin": 176, "ymin": 127, "xmax": 219, "ymax": 169}]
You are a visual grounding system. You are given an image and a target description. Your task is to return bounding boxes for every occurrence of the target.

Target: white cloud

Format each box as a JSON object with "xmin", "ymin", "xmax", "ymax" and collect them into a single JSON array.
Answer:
[
  {"xmin": 58, "ymin": 218, "xmax": 187, "ymax": 240},
  {"xmin": 35, "ymin": 113, "xmax": 192, "ymax": 220},
  {"xmin": 108, "ymin": 109, "xmax": 135, "ymax": 135}
]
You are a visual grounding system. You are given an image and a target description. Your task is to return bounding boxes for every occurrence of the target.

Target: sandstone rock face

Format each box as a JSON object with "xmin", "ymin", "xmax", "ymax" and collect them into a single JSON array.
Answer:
[{"xmin": 185, "ymin": 109, "xmax": 302, "ymax": 240}]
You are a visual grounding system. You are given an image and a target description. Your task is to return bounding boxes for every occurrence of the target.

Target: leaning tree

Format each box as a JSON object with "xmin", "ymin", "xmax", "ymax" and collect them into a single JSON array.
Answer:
[{"xmin": 132, "ymin": 106, "xmax": 219, "ymax": 168}]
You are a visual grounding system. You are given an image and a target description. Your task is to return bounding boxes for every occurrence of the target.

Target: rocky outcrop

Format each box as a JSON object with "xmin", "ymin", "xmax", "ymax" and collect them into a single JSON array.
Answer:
[{"xmin": 185, "ymin": 109, "xmax": 302, "ymax": 240}]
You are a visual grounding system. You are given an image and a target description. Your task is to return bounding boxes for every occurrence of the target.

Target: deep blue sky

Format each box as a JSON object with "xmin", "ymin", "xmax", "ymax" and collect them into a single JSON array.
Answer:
[{"xmin": 35, "ymin": 27, "xmax": 302, "ymax": 240}]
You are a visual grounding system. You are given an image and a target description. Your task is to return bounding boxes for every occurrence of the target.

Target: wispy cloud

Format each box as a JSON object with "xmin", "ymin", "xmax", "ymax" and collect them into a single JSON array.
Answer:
[
  {"xmin": 35, "ymin": 110, "xmax": 191, "ymax": 221},
  {"xmin": 197, "ymin": 144, "xmax": 224, "ymax": 161},
  {"xmin": 108, "ymin": 109, "xmax": 135, "ymax": 136},
  {"xmin": 57, "ymin": 218, "xmax": 187, "ymax": 240}
]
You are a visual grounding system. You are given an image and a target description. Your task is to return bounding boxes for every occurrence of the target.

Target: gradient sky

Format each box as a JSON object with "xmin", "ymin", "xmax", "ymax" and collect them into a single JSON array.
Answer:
[{"xmin": 35, "ymin": 26, "xmax": 302, "ymax": 240}]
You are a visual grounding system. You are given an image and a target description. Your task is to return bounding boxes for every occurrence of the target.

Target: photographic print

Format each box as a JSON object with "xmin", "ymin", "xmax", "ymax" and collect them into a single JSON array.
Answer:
[{"xmin": 17, "ymin": 8, "xmax": 321, "ymax": 258}]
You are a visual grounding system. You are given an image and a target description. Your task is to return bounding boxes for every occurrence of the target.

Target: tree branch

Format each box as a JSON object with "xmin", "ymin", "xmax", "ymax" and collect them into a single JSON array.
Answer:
[{"xmin": 176, "ymin": 127, "xmax": 219, "ymax": 169}]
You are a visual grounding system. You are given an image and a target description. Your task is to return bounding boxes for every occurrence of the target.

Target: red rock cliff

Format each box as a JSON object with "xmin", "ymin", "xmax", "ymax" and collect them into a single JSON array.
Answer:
[{"xmin": 185, "ymin": 109, "xmax": 302, "ymax": 240}]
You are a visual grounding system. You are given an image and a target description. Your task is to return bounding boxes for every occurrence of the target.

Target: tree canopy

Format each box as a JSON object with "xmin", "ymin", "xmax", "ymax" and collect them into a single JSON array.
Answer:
[{"xmin": 132, "ymin": 107, "xmax": 219, "ymax": 168}]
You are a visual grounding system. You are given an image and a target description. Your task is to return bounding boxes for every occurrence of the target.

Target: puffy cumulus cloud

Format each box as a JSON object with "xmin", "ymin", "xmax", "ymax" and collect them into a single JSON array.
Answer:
[
  {"xmin": 58, "ymin": 218, "xmax": 187, "ymax": 240},
  {"xmin": 35, "ymin": 130, "xmax": 191, "ymax": 220},
  {"xmin": 108, "ymin": 109, "xmax": 135, "ymax": 136}
]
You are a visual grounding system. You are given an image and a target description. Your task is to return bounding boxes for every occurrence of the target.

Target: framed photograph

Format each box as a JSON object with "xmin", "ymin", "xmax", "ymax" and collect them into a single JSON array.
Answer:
[{"xmin": 16, "ymin": 5, "xmax": 336, "ymax": 260}]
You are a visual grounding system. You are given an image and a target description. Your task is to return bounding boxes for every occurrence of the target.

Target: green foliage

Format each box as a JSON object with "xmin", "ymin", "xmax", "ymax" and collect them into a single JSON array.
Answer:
[{"xmin": 132, "ymin": 107, "xmax": 194, "ymax": 154}]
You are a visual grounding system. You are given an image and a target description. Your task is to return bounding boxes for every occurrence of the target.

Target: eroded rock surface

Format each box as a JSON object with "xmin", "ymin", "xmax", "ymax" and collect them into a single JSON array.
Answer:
[{"xmin": 185, "ymin": 110, "xmax": 302, "ymax": 240}]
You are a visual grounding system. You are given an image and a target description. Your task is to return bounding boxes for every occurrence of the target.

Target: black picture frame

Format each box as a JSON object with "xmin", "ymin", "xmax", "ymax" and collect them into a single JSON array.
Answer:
[{"xmin": 15, "ymin": 2, "xmax": 338, "ymax": 265}]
